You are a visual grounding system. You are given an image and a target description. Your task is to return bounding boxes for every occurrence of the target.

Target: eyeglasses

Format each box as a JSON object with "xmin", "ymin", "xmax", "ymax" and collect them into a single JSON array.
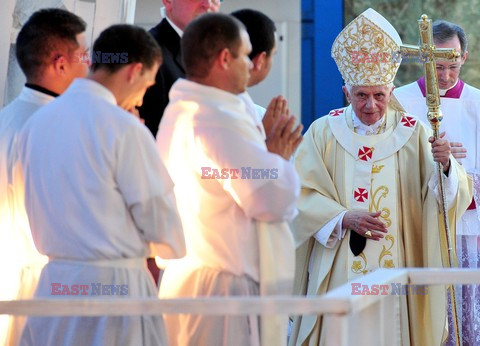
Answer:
[{"xmin": 435, "ymin": 65, "xmax": 461, "ymax": 72}]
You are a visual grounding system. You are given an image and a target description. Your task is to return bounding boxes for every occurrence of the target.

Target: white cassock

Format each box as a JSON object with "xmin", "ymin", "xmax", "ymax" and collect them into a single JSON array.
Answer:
[
  {"xmin": 239, "ymin": 91, "xmax": 267, "ymax": 139},
  {"xmin": 157, "ymin": 78, "xmax": 300, "ymax": 346},
  {"xmin": 395, "ymin": 79, "xmax": 480, "ymax": 344},
  {"xmin": 0, "ymin": 87, "xmax": 51, "ymax": 345},
  {"xmin": 239, "ymin": 91, "xmax": 295, "ymax": 345},
  {"xmin": 17, "ymin": 78, "xmax": 185, "ymax": 346}
]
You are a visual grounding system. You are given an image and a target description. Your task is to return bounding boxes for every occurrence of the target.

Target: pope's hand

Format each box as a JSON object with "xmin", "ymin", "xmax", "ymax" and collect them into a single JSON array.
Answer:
[
  {"xmin": 342, "ymin": 210, "xmax": 387, "ymax": 241},
  {"xmin": 429, "ymin": 132, "xmax": 451, "ymax": 172}
]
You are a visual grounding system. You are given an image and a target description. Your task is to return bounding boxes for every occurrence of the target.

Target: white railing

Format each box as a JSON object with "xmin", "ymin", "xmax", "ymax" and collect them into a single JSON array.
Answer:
[{"xmin": 1, "ymin": 268, "xmax": 480, "ymax": 345}]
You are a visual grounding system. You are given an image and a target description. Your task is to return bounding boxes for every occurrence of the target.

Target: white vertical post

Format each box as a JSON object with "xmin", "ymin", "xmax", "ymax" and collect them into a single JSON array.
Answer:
[
  {"xmin": 323, "ymin": 313, "xmax": 349, "ymax": 346},
  {"xmin": 73, "ymin": 1, "xmax": 96, "ymax": 48},
  {"xmin": 0, "ymin": 0, "xmax": 17, "ymax": 107},
  {"xmin": 380, "ymin": 293, "xmax": 401, "ymax": 345},
  {"xmin": 92, "ymin": 0, "xmax": 137, "ymax": 42}
]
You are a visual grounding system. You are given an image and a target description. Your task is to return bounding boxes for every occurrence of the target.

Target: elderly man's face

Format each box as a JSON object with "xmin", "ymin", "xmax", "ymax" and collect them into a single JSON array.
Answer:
[
  {"xmin": 163, "ymin": 0, "xmax": 220, "ymax": 31},
  {"xmin": 342, "ymin": 85, "xmax": 393, "ymax": 125}
]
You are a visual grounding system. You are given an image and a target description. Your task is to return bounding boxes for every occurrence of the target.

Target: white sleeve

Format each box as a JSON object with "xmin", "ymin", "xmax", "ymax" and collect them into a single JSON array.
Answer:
[
  {"xmin": 194, "ymin": 124, "xmax": 300, "ymax": 222},
  {"xmin": 115, "ymin": 124, "xmax": 185, "ymax": 259},
  {"xmin": 313, "ymin": 210, "xmax": 348, "ymax": 248},
  {"xmin": 428, "ymin": 159, "xmax": 458, "ymax": 209}
]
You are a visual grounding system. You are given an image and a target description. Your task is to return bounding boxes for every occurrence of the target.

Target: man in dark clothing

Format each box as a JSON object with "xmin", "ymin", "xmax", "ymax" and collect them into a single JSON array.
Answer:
[{"xmin": 139, "ymin": 0, "xmax": 221, "ymax": 137}]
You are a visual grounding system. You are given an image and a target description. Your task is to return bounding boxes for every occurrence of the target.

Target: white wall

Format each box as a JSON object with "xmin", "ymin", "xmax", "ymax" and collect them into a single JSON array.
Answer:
[
  {"xmin": 134, "ymin": 0, "xmax": 302, "ymax": 118},
  {"xmin": 1, "ymin": 0, "xmax": 137, "ymax": 106}
]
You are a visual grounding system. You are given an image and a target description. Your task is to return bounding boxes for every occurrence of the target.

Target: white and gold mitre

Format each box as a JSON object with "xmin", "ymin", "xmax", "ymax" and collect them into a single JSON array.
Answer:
[{"xmin": 331, "ymin": 8, "xmax": 402, "ymax": 86}]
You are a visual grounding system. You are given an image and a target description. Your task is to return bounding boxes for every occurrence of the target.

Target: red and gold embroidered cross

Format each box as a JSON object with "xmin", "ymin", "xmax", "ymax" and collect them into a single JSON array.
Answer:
[
  {"xmin": 354, "ymin": 188, "xmax": 368, "ymax": 202},
  {"xmin": 358, "ymin": 146, "xmax": 374, "ymax": 161},
  {"xmin": 329, "ymin": 108, "xmax": 344, "ymax": 117},
  {"xmin": 401, "ymin": 116, "xmax": 416, "ymax": 128}
]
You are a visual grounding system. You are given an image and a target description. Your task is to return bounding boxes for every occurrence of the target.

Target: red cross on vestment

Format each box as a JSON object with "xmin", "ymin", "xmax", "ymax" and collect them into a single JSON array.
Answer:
[
  {"xmin": 329, "ymin": 109, "xmax": 344, "ymax": 117},
  {"xmin": 401, "ymin": 116, "xmax": 416, "ymax": 128},
  {"xmin": 354, "ymin": 188, "xmax": 368, "ymax": 202},
  {"xmin": 358, "ymin": 146, "xmax": 374, "ymax": 161}
]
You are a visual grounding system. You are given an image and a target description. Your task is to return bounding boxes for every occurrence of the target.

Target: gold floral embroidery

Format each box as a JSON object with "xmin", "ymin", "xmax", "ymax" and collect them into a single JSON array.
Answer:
[
  {"xmin": 372, "ymin": 165, "xmax": 384, "ymax": 174},
  {"xmin": 383, "ymin": 259, "xmax": 395, "ymax": 268},
  {"xmin": 379, "ymin": 234, "xmax": 395, "ymax": 267},
  {"xmin": 370, "ymin": 186, "xmax": 392, "ymax": 228},
  {"xmin": 368, "ymin": 172, "xmax": 396, "ymax": 269},
  {"xmin": 352, "ymin": 261, "xmax": 362, "ymax": 272},
  {"xmin": 351, "ymin": 253, "xmax": 369, "ymax": 275}
]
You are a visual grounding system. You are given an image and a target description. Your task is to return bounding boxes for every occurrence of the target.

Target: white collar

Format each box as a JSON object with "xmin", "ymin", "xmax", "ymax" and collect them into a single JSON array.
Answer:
[
  {"xmin": 18, "ymin": 86, "xmax": 55, "ymax": 106},
  {"xmin": 165, "ymin": 15, "xmax": 183, "ymax": 38},
  {"xmin": 67, "ymin": 78, "xmax": 117, "ymax": 105},
  {"xmin": 351, "ymin": 110, "xmax": 386, "ymax": 135},
  {"xmin": 173, "ymin": 78, "xmax": 243, "ymax": 104}
]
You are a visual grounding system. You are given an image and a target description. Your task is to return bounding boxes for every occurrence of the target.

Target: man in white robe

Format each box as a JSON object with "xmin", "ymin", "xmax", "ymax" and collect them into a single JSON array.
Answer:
[
  {"xmin": 231, "ymin": 9, "xmax": 304, "ymax": 345},
  {"xmin": 394, "ymin": 20, "xmax": 480, "ymax": 345},
  {"xmin": 0, "ymin": 9, "xmax": 89, "ymax": 344},
  {"xmin": 232, "ymin": 8, "xmax": 302, "ymax": 142},
  {"xmin": 17, "ymin": 24, "xmax": 185, "ymax": 346},
  {"xmin": 289, "ymin": 9, "xmax": 472, "ymax": 346},
  {"xmin": 157, "ymin": 13, "xmax": 301, "ymax": 346}
]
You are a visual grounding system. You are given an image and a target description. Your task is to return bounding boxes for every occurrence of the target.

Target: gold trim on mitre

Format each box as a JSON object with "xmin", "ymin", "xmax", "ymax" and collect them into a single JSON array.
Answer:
[{"xmin": 331, "ymin": 8, "xmax": 402, "ymax": 86}]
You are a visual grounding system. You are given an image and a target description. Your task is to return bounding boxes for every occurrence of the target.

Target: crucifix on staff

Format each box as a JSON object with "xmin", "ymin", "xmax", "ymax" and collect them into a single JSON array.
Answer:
[{"xmin": 400, "ymin": 14, "xmax": 462, "ymax": 346}]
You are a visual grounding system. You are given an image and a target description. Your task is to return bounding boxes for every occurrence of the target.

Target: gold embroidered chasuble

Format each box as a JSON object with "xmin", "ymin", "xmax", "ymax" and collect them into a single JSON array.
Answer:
[{"xmin": 289, "ymin": 104, "xmax": 472, "ymax": 346}]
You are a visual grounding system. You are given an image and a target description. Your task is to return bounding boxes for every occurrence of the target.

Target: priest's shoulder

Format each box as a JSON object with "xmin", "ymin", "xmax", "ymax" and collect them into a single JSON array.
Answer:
[
  {"xmin": 394, "ymin": 81, "xmax": 421, "ymax": 98},
  {"xmin": 461, "ymin": 82, "xmax": 480, "ymax": 100},
  {"xmin": 92, "ymin": 100, "xmax": 149, "ymax": 135}
]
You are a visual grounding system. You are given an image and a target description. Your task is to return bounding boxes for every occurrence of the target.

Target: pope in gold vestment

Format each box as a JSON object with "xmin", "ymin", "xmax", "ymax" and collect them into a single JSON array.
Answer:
[
  {"xmin": 289, "ymin": 103, "xmax": 471, "ymax": 345},
  {"xmin": 289, "ymin": 8, "xmax": 472, "ymax": 346}
]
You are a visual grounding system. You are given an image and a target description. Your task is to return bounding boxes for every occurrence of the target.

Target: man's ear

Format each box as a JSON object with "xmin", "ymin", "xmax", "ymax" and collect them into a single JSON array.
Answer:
[
  {"xmin": 251, "ymin": 52, "xmax": 267, "ymax": 71},
  {"xmin": 342, "ymin": 85, "xmax": 351, "ymax": 103},
  {"xmin": 462, "ymin": 50, "xmax": 469, "ymax": 64},
  {"xmin": 162, "ymin": 0, "xmax": 172, "ymax": 11},
  {"xmin": 51, "ymin": 52, "xmax": 68, "ymax": 76},
  {"xmin": 127, "ymin": 62, "xmax": 143, "ymax": 83},
  {"xmin": 217, "ymin": 48, "xmax": 231, "ymax": 70}
]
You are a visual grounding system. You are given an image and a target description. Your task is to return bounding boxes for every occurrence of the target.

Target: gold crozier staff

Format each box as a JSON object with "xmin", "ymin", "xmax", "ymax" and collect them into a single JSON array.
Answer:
[{"xmin": 400, "ymin": 14, "xmax": 461, "ymax": 346}]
